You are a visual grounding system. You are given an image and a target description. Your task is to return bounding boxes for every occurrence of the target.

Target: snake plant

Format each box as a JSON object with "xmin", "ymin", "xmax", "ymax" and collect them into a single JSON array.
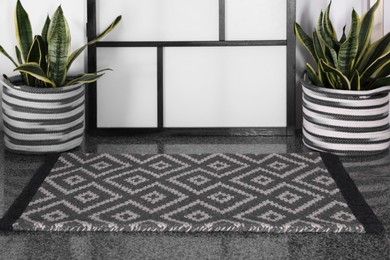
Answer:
[
  {"xmin": 0, "ymin": 0, "xmax": 121, "ymax": 88},
  {"xmin": 295, "ymin": 0, "xmax": 390, "ymax": 90}
]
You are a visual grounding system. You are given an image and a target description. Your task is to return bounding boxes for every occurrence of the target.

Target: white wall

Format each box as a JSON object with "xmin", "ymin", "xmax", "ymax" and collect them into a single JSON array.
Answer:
[{"xmin": 0, "ymin": 0, "xmax": 87, "ymax": 130}]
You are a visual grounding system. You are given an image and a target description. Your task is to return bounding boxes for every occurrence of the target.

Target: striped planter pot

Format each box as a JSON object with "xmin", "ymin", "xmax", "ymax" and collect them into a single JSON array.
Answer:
[
  {"xmin": 1, "ymin": 76, "xmax": 85, "ymax": 154},
  {"xmin": 302, "ymin": 79, "xmax": 390, "ymax": 155}
]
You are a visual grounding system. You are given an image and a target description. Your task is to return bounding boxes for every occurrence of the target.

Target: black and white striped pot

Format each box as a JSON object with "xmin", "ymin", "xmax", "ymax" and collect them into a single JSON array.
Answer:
[
  {"xmin": 1, "ymin": 76, "xmax": 85, "ymax": 154},
  {"xmin": 302, "ymin": 79, "xmax": 390, "ymax": 155}
]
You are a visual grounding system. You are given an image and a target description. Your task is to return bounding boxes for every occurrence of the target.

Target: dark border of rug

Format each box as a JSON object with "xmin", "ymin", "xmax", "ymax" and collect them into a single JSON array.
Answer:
[
  {"xmin": 320, "ymin": 153, "xmax": 384, "ymax": 234},
  {"xmin": 0, "ymin": 153, "xmax": 60, "ymax": 231},
  {"xmin": 0, "ymin": 152, "xmax": 385, "ymax": 233}
]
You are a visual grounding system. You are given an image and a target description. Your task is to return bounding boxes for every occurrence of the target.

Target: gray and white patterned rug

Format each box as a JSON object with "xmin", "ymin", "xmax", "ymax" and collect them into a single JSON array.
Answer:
[{"xmin": 0, "ymin": 152, "xmax": 383, "ymax": 233}]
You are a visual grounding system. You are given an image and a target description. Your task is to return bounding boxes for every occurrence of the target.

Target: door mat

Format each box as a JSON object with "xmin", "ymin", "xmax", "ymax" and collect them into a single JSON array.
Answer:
[{"xmin": 0, "ymin": 152, "xmax": 384, "ymax": 233}]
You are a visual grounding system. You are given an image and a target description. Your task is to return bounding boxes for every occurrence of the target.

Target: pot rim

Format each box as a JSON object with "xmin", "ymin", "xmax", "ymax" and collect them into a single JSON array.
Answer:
[
  {"xmin": 1, "ymin": 75, "xmax": 84, "ymax": 93},
  {"xmin": 301, "ymin": 76, "xmax": 390, "ymax": 97}
]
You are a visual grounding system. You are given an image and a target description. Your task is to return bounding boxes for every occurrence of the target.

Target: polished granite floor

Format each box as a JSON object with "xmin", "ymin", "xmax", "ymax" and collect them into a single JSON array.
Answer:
[{"xmin": 0, "ymin": 131, "xmax": 389, "ymax": 259}]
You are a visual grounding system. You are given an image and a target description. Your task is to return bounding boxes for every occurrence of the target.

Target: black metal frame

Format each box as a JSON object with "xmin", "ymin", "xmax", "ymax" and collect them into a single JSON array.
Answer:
[{"xmin": 87, "ymin": 0, "xmax": 296, "ymax": 135}]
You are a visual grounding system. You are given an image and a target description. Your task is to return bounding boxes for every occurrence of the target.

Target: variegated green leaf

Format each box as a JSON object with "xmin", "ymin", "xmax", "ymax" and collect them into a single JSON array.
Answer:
[
  {"xmin": 65, "ymin": 73, "xmax": 104, "ymax": 86},
  {"xmin": 339, "ymin": 25, "xmax": 347, "ymax": 44},
  {"xmin": 357, "ymin": 0, "xmax": 380, "ymax": 63},
  {"xmin": 313, "ymin": 31, "xmax": 326, "ymax": 62},
  {"xmin": 367, "ymin": 77, "xmax": 390, "ymax": 90},
  {"xmin": 350, "ymin": 70, "xmax": 361, "ymax": 90},
  {"xmin": 14, "ymin": 62, "xmax": 55, "ymax": 86},
  {"xmin": 361, "ymin": 51, "xmax": 390, "ymax": 81},
  {"xmin": 338, "ymin": 9, "xmax": 359, "ymax": 76},
  {"xmin": 318, "ymin": 11, "xmax": 335, "ymax": 49},
  {"xmin": 14, "ymin": 45, "xmax": 28, "ymax": 85},
  {"xmin": 321, "ymin": 60, "xmax": 351, "ymax": 90},
  {"xmin": 324, "ymin": 1, "xmax": 339, "ymax": 47},
  {"xmin": 27, "ymin": 36, "xmax": 47, "ymax": 87},
  {"xmin": 295, "ymin": 23, "xmax": 316, "ymax": 61},
  {"xmin": 66, "ymin": 16, "xmax": 121, "ymax": 72},
  {"xmin": 26, "ymin": 36, "xmax": 44, "ymax": 86},
  {"xmin": 0, "ymin": 45, "xmax": 18, "ymax": 67},
  {"xmin": 41, "ymin": 15, "xmax": 50, "ymax": 42},
  {"xmin": 318, "ymin": 61, "xmax": 331, "ymax": 88},
  {"xmin": 27, "ymin": 36, "xmax": 42, "ymax": 64},
  {"xmin": 320, "ymin": 60, "xmax": 338, "ymax": 89},
  {"xmin": 376, "ymin": 62, "xmax": 390, "ymax": 78},
  {"xmin": 325, "ymin": 47, "xmax": 339, "ymax": 69},
  {"xmin": 356, "ymin": 32, "xmax": 390, "ymax": 73},
  {"xmin": 48, "ymin": 6, "xmax": 71, "ymax": 86},
  {"xmin": 306, "ymin": 63, "xmax": 322, "ymax": 86},
  {"xmin": 15, "ymin": 0, "xmax": 32, "ymax": 62},
  {"xmin": 37, "ymin": 36, "xmax": 48, "ymax": 73},
  {"xmin": 15, "ymin": 46, "xmax": 23, "ymax": 64}
]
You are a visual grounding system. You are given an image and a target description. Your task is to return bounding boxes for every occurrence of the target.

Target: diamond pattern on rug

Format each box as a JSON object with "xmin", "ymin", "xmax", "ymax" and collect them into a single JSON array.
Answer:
[{"xmin": 12, "ymin": 152, "xmax": 366, "ymax": 233}]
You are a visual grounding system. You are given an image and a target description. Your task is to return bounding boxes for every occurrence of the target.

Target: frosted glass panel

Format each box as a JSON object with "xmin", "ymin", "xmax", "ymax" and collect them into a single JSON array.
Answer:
[
  {"xmin": 97, "ymin": 48, "xmax": 157, "ymax": 128},
  {"xmin": 226, "ymin": 0, "xmax": 286, "ymax": 40},
  {"xmin": 97, "ymin": 0, "xmax": 219, "ymax": 41},
  {"xmin": 164, "ymin": 47, "xmax": 287, "ymax": 128}
]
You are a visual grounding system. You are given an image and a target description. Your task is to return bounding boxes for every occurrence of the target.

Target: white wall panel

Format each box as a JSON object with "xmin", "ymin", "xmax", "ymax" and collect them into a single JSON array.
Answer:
[
  {"xmin": 97, "ymin": 0, "xmax": 219, "ymax": 41},
  {"xmin": 225, "ymin": 0, "xmax": 286, "ymax": 40},
  {"xmin": 164, "ymin": 47, "xmax": 287, "ymax": 128},
  {"xmin": 97, "ymin": 48, "xmax": 157, "ymax": 128}
]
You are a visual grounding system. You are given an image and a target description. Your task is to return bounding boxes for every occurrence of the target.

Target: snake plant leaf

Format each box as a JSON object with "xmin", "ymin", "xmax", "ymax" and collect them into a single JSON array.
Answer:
[
  {"xmin": 319, "ymin": 59, "xmax": 338, "ymax": 89},
  {"xmin": 48, "ymin": 6, "xmax": 71, "ymax": 87},
  {"xmin": 64, "ymin": 73, "xmax": 105, "ymax": 86},
  {"xmin": 41, "ymin": 15, "xmax": 50, "ymax": 43},
  {"xmin": 3, "ymin": 74, "xmax": 11, "ymax": 83},
  {"xmin": 357, "ymin": 0, "xmax": 380, "ymax": 63},
  {"xmin": 361, "ymin": 51, "xmax": 390, "ymax": 81},
  {"xmin": 350, "ymin": 70, "xmax": 361, "ymax": 90},
  {"xmin": 318, "ymin": 11, "xmax": 335, "ymax": 49},
  {"xmin": 356, "ymin": 32, "xmax": 390, "ymax": 73},
  {"xmin": 0, "ymin": 45, "xmax": 19, "ymax": 67},
  {"xmin": 312, "ymin": 31, "xmax": 326, "ymax": 62},
  {"xmin": 318, "ymin": 61, "xmax": 331, "ymax": 88},
  {"xmin": 324, "ymin": 1, "xmax": 339, "ymax": 48},
  {"xmin": 306, "ymin": 63, "xmax": 322, "ymax": 86},
  {"xmin": 27, "ymin": 36, "xmax": 47, "ymax": 75},
  {"xmin": 14, "ymin": 62, "xmax": 55, "ymax": 86},
  {"xmin": 325, "ymin": 47, "xmax": 339, "ymax": 69},
  {"xmin": 15, "ymin": 0, "xmax": 32, "ymax": 62},
  {"xmin": 321, "ymin": 60, "xmax": 351, "ymax": 90},
  {"xmin": 15, "ymin": 46, "xmax": 23, "ymax": 64},
  {"xmin": 66, "ymin": 15, "xmax": 122, "ymax": 72},
  {"xmin": 14, "ymin": 45, "xmax": 29, "ymax": 85},
  {"xmin": 27, "ymin": 36, "xmax": 42, "ymax": 64},
  {"xmin": 294, "ymin": 23, "xmax": 316, "ymax": 61},
  {"xmin": 367, "ymin": 77, "xmax": 390, "ymax": 90},
  {"xmin": 338, "ymin": 9, "xmax": 359, "ymax": 76},
  {"xmin": 376, "ymin": 62, "xmax": 390, "ymax": 78},
  {"xmin": 26, "ymin": 36, "xmax": 44, "ymax": 86},
  {"xmin": 37, "ymin": 36, "xmax": 48, "ymax": 73},
  {"xmin": 339, "ymin": 25, "xmax": 347, "ymax": 44}
]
